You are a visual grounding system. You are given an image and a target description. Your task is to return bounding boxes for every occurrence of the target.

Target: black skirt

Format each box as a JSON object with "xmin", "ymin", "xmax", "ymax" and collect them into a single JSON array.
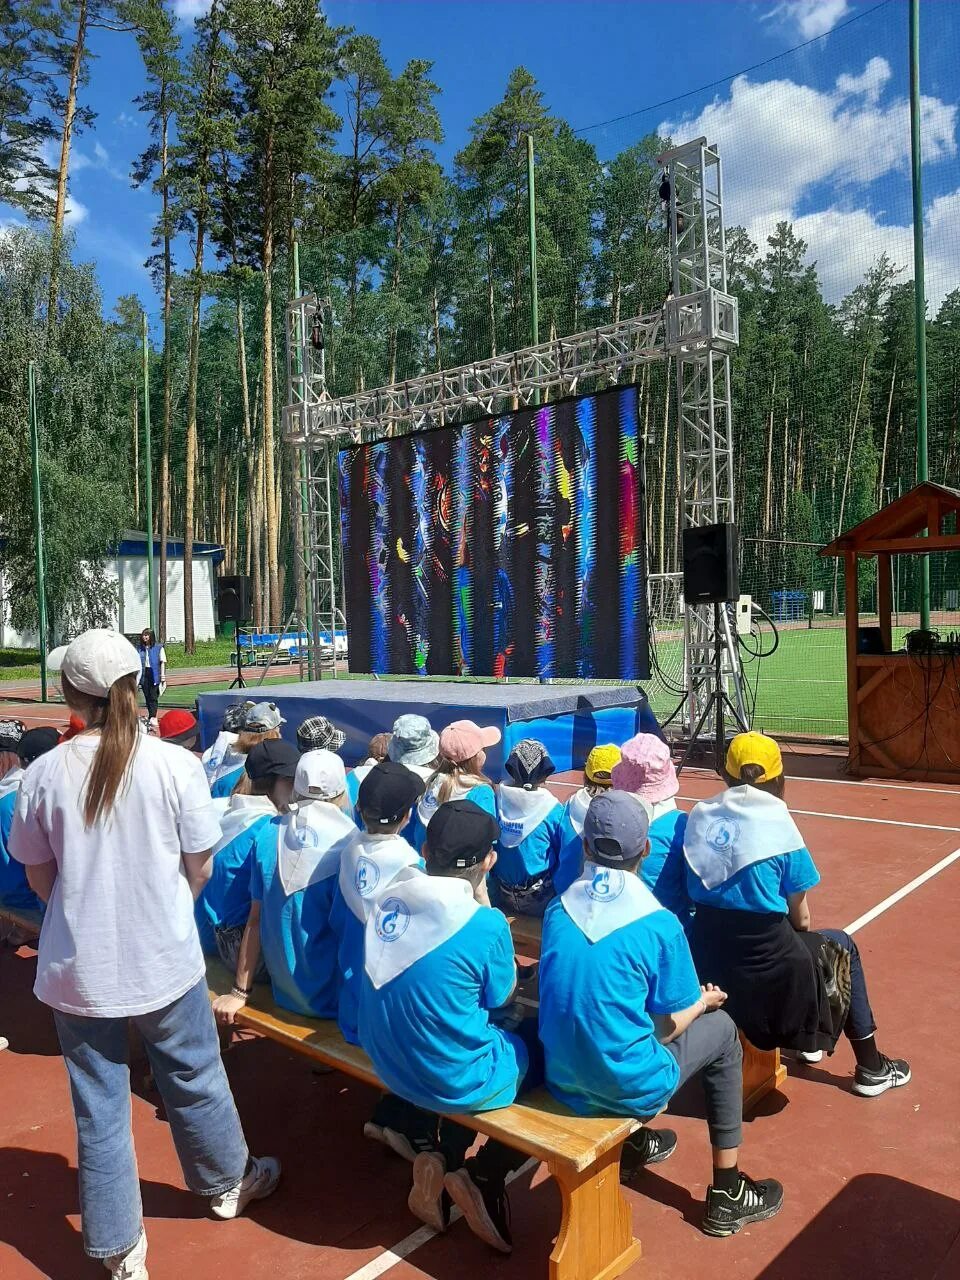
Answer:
[{"xmin": 689, "ymin": 903, "xmax": 851, "ymax": 1054}]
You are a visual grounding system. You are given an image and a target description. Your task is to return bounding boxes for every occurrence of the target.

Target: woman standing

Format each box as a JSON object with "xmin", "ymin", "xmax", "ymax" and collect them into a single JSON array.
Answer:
[
  {"xmin": 9, "ymin": 629, "xmax": 279, "ymax": 1280},
  {"xmin": 136, "ymin": 628, "xmax": 166, "ymax": 728}
]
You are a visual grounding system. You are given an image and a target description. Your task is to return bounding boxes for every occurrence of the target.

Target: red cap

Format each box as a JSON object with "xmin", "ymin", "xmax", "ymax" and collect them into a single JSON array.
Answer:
[{"xmin": 158, "ymin": 710, "xmax": 198, "ymax": 743}]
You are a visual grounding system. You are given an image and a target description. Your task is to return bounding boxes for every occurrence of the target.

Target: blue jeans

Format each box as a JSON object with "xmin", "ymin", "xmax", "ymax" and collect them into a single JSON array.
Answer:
[
  {"xmin": 819, "ymin": 928, "xmax": 877, "ymax": 1042},
  {"xmin": 54, "ymin": 977, "xmax": 249, "ymax": 1259}
]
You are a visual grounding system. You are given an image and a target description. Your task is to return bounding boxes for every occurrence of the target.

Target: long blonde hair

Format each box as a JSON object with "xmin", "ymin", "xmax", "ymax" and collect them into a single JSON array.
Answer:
[
  {"xmin": 234, "ymin": 727, "xmax": 280, "ymax": 755},
  {"xmin": 429, "ymin": 752, "xmax": 492, "ymax": 806},
  {"xmin": 62, "ymin": 673, "xmax": 140, "ymax": 828}
]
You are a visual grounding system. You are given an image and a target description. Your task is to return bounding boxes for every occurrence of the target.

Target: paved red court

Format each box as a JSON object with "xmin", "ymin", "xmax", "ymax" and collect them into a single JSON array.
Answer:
[{"xmin": 2, "ymin": 762, "xmax": 959, "ymax": 1280}]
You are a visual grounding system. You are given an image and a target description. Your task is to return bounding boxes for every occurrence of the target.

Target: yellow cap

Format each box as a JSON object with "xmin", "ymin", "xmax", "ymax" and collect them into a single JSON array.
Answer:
[
  {"xmin": 725, "ymin": 732, "xmax": 783, "ymax": 784},
  {"xmin": 585, "ymin": 743, "xmax": 621, "ymax": 786}
]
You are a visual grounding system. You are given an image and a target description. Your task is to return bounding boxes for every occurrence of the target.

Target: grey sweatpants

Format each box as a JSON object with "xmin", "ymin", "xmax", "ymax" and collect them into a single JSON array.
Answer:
[{"xmin": 663, "ymin": 1009, "xmax": 743, "ymax": 1150}]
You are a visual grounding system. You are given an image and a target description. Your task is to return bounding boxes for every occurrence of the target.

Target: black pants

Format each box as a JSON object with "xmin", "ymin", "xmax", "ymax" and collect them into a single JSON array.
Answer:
[{"xmin": 141, "ymin": 670, "xmax": 159, "ymax": 718}]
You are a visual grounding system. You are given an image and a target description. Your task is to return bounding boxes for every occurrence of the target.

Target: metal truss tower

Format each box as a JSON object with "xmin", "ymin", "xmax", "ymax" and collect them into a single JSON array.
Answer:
[{"xmin": 659, "ymin": 137, "xmax": 749, "ymax": 737}]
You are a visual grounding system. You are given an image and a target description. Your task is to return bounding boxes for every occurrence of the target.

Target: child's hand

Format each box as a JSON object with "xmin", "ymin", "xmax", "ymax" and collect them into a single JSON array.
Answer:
[
  {"xmin": 213, "ymin": 993, "xmax": 246, "ymax": 1025},
  {"xmin": 700, "ymin": 983, "xmax": 728, "ymax": 1011}
]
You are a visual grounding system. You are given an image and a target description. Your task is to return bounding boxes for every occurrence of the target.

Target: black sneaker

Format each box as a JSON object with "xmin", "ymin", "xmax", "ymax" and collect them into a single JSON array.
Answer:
[
  {"xmin": 853, "ymin": 1054, "xmax": 911, "ymax": 1097},
  {"xmin": 408, "ymin": 1151, "xmax": 449, "ymax": 1233},
  {"xmin": 444, "ymin": 1160, "xmax": 512, "ymax": 1253},
  {"xmin": 621, "ymin": 1127, "xmax": 678, "ymax": 1182},
  {"xmin": 702, "ymin": 1174, "xmax": 784, "ymax": 1237}
]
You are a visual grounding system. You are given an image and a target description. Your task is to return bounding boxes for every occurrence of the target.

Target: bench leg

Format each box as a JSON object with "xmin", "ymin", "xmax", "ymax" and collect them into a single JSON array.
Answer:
[
  {"xmin": 549, "ymin": 1142, "xmax": 642, "ymax": 1280},
  {"xmin": 740, "ymin": 1034, "xmax": 787, "ymax": 1114}
]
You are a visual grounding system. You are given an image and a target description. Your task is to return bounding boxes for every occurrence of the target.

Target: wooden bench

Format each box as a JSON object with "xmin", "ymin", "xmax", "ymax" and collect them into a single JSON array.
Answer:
[
  {"xmin": 206, "ymin": 958, "xmax": 643, "ymax": 1280},
  {"xmin": 506, "ymin": 913, "xmax": 787, "ymax": 1113}
]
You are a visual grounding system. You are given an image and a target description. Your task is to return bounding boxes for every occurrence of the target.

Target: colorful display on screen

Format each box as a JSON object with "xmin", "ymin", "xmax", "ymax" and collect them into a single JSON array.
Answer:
[{"xmin": 337, "ymin": 386, "xmax": 649, "ymax": 680}]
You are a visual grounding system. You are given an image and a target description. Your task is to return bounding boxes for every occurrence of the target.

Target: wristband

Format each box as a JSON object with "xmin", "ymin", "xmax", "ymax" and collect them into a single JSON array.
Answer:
[{"xmin": 231, "ymin": 986, "xmax": 250, "ymax": 1000}]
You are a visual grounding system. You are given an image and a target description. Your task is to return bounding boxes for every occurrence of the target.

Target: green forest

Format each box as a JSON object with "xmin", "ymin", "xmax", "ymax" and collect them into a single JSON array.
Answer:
[{"xmin": 2, "ymin": 0, "xmax": 958, "ymax": 649}]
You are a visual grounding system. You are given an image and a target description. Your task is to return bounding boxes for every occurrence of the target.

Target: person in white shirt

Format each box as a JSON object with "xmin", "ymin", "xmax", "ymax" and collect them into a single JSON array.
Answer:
[{"xmin": 8, "ymin": 629, "xmax": 280, "ymax": 1280}]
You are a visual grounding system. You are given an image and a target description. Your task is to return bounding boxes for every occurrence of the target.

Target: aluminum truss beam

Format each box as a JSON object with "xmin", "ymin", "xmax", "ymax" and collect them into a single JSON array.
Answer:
[{"xmin": 659, "ymin": 136, "xmax": 749, "ymax": 735}]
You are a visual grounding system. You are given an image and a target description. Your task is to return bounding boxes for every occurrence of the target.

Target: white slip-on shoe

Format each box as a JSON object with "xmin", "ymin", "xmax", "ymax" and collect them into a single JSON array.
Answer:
[{"xmin": 210, "ymin": 1156, "xmax": 281, "ymax": 1220}]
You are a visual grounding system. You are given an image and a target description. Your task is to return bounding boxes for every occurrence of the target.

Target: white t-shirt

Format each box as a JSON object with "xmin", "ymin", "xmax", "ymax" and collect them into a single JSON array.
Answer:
[{"xmin": 10, "ymin": 733, "xmax": 221, "ymax": 1018}]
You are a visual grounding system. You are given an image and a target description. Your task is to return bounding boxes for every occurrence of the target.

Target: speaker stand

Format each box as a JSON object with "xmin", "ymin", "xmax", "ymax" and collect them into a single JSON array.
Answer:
[
  {"xmin": 676, "ymin": 603, "xmax": 749, "ymax": 776},
  {"xmin": 229, "ymin": 625, "xmax": 248, "ymax": 690}
]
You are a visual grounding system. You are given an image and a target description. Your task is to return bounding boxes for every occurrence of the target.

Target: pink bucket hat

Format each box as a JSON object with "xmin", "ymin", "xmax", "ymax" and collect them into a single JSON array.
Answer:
[
  {"xmin": 611, "ymin": 733, "xmax": 679, "ymax": 803},
  {"xmin": 439, "ymin": 719, "xmax": 501, "ymax": 764}
]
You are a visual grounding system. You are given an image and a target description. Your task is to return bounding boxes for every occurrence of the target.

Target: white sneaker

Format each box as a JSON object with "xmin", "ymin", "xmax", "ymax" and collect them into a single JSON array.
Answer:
[
  {"xmin": 103, "ymin": 1230, "xmax": 148, "ymax": 1279},
  {"xmin": 210, "ymin": 1156, "xmax": 281, "ymax": 1220},
  {"xmin": 798, "ymin": 1049, "xmax": 823, "ymax": 1064}
]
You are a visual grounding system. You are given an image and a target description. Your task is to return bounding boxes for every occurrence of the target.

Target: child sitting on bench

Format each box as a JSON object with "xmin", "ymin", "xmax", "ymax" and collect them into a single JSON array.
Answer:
[
  {"xmin": 202, "ymin": 701, "xmax": 253, "ymax": 783},
  {"xmin": 492, "ymin": 739, "xmax": 563, "ymax": 916},
  {"xmin": 538, "ymin": 790, "xmax": 784, "ymax": 1238},
  {"xmin": 360, "ymin": 799, "xmax": 541, "ymax": 1255},
  {"xmin": 209, "ymin": 703, "xmax": 285, "ymax": 799},
  {"xmin": 684, "ymin": 732, "xmax": 910, "ymax": 1097},
  {"xmin": 555, "ymin": 743, "xmax": 621, "ymax": 893},
  {"xmin": 214, "ymin": 750, "xmax": 356, "ymax": 1023}
]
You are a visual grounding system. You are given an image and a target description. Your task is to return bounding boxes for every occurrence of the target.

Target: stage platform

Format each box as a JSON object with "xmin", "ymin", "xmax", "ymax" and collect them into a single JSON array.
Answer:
[{"xmin": 197, "ymin": 680, "xmax": 659, "ymax": 779}]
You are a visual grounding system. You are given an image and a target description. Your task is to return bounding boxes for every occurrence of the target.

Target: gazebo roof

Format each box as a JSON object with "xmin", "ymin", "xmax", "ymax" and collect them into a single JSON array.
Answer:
[{"xmin": 820, "ymin": 482, "xmax": 960, "ymax": 557}]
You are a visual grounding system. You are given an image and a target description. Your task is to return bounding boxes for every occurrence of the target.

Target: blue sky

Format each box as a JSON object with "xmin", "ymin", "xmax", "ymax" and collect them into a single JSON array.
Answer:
[{"xmin": 5, "ymin": 0, "xmax": 959, "ymax": 318}]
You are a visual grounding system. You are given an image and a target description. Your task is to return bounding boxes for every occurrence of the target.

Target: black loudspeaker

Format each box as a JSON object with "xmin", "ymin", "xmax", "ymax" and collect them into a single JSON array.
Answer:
[
  {"xmin": 217, "ymin": 575, "xmax": 252, "ymax": 622},
  {"xmin": 682, "ymin": 523, "xmax": 739, "ymax": 604},
  {"xmin": 857, "ymin": 626, "xmax": 885, "ymax": 655}
]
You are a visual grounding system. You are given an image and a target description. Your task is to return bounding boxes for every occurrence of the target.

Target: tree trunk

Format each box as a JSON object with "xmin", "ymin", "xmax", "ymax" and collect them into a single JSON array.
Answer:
[
  {"xmin": 158, "ymin": 100, "xmax": 173, "ymax": 639},
  {"xmin": 183, "ymin": 211, "xmax": 207, "ymax": 652},
  {"xmin": 261, "ymin": 127, "xmax": 280, "ymax": 628},
  {"xmin": 762, "ymin": 368, "xmax": 777, "ymax": 536},
  {"xmin": 432, "ymin": 288, "xmax": 442, "ymax": 373},
  {"xmin": 48, "ymin": 0, "xmax": 87, "ymax": 327},
  {"xmin": 387, "ymin": 194, "xmax": 405, "ymax": 385}
]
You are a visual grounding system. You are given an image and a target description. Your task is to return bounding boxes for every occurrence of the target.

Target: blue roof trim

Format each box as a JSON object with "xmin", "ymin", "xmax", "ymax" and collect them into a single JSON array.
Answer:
[{"xmin": 116, "ymin": 538, "xmax": 226, "ymax": 565}]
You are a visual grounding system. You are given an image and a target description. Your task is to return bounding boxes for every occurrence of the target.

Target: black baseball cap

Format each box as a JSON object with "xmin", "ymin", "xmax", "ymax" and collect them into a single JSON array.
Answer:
[
  {"xmin": 246, "ymin": 739, "xmax": 300, "ymax": 782},
  {"xmin": 426, "ymin": 798, "xmax": 500, "ymax": 870},
  {"xmin": 358, "ymin": 761, "xmax": 425, "ymax": 826},
  {"xmin": 18, "ymin": 727, "xmax": 59, "ymax": 765}
]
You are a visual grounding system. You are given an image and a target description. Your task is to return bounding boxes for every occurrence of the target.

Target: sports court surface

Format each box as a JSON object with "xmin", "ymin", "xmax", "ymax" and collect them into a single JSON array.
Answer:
[{"xmin": 2, "ymin": 754, "xmax": 959, "ymax": 1280}]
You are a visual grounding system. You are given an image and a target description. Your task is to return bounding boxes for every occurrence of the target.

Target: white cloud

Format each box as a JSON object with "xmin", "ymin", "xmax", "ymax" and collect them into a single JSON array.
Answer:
[
  {"xmin": 767, "ymin": 0, "xmax": 851, "ymax": 40},
  {"xmin": 172, "ymin": 0, "xmax": 211, "ymax": 21},
  {"xmin": 836, "ymin": 56, "xmax": 891, "ymax": 105}
]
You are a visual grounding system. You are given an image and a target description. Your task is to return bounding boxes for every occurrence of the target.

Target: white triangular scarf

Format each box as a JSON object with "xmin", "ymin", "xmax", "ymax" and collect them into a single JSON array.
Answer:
[
  {"xmin": 562, "ymin": 861, "xmax": 663, "ymax": 943},
  {"xmin": 351, "ymin": 761, "xmax": 376, "ymax": 789},
  {"xmin": 214, "ymin": 794, "xmax": 276, "ymax": 855},
  {"xmin": 0, "ymin": 766, "xmax": 25, "ymax": 800},
  {"xmin": 417, "ymin": 777, "xmax": 490, "ymax": 828},
  {"xmin": 683, "ymin": 785, "xmax": 805, "ymax": 890},
  {"xmin": 209, "ymin": 744, "xmax": 245, "ymax": 788},
  {"xmin": 202, "ymin": 731, "xmax": 237, "ymax": 782},
  {"xmin": 364, "ymin": 866, "xmax": 479, "ymax": 989},
  {"xmin": 565, "ymin": 787, "xmax": 591, "ymax": 837},
  {"xmin": 339, "ymin": 831, "xmax": 421, "ymax": 923},
  {"xmin": 497, "ymin": 784, "xmax": 560, "ymax": 847},
  {"xmin": 277, "ymin": 800, "xmax": 357, "ymax": 896},
  {"xmin": 649, "ymin": 796, "xmax": 678, "ymax": 823}
]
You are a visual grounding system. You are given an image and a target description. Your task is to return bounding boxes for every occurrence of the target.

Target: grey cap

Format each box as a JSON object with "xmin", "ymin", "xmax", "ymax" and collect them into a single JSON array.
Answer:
[
  {"xmin": 242, "ymin": 702, "xmax": 286, "ymax": 732},
  {"xmin": 388, "ymin": 714, "xmax": 439, "ymax": 769},
  {"xmin": 583, "ymin": 790, "xmax": 651, "ymax": 863}
]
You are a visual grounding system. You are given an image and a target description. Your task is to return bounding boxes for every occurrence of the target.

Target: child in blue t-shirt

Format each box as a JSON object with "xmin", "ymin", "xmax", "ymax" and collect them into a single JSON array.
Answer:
[
  {"xmin": 539, "ymin": 790, "xmax": 784, "ymax": 1238},
  {"xmin": 213, "ymin": 748, "xmax": 356, "ymax": 1024},
  {"xmin": 209, "ymin": 702, "xmax": 285, "ymax": 799},
  {"xmin": 610, "ymin": 732, "xmax": 691, "ymax": 925},
  {"xmin": 684, "ymin": 732, "xmax": 910, "ymax": 1099},
  {"xmin": 0, "ymin": 728, "xmax": 59, "ymax": 929},
  {"xmin": 412, "ymin": 719, "xmax": 499, "ymax": 855},
  {"xmin": 555, "ymin": 743, "xmax": 621, "ymax": 894},
  {"xmin": 195, "ymin": 740, "xmax": 295, "ymax": 967},
  {"xmin": 360, "ymin": 799, "xmax": 541, "ymax": 1255},
  {"xmin": 492, "ymin": 739, "xmax": 563, "ymax": 915}
]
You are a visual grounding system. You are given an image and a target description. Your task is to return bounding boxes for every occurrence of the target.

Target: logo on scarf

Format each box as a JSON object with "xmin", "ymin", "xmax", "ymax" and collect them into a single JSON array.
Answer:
[
  {"xmin": 586, "ymin": 867, "xmax": 625, "ymax": 902},
  {"xmin": 356, "ymin": 855, "xmax": 380, "ymax": 897},
  {"xmin": 291, "ymin": 824, "xmax": 320, "ymax": 849},
  {"xmin": 375, "ymin": 896, "xmax": 410, "ymax": 942},
  {"xmin": 705, "ymin": 818, "xmax": 740, "ymax": 852}
]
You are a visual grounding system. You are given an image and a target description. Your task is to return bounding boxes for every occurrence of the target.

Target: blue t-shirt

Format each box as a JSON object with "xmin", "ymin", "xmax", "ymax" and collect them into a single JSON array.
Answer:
[
  {"xmin": 346, "ymin": 770, "xmax": 362, "ymax": 816},
  {"xmin": 359, "ymin": 907, "xmax": 526, "ymax": 1113},
  {"xmin": 538, "ymin": 894, "xmax": 702, "ymax": 1118},
  {"xmin": 210, "ymin": 765, "xmax": 244, "ymax": 800},
  {"xmin": 410, "ymin": 782, "xmax": 497, "ymax": 855},
  {"xmin": 685, "ymin": 847, "xmax": 821, "ymax": 915},
  {"xmin": 494, "ymin": 799, "xmax": 564, "ymax": 886},
  {"xmin": 249, "ymin": 818, "xmax": 341, "ymax": 1018},
  {"xmin": 0, "ymin": 789, "xmax": 44, "ymax": 918},
  {"xmin": 554, "ymin": 808, "xmax": 584, "ymax": 897},
  {"xmin": 194, "ymin": 812, "xmax": 273, "ymax": 955},
  {"xmin": 644, "ymin": 808, "xmax": 692, "ymax": 924}
]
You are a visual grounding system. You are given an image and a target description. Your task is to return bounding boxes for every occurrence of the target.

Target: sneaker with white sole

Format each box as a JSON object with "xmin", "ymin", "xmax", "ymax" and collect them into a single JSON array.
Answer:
[
  {"xmin": 797, "ymin": 1049, "xmax": 823, "ymax": 1064},
  {"xmin": 702, "ymin": 1174, "xmax": 784, "ymax": 1237},
  {"xmin": 363, "ymin": 1120, "xmax": 435, "ymax": 1164},
  {"xmin": 210, "ymin": 1156, "xmax": 281, "ymax": 1220},
  {"xmin": 103, "ymin": 1230, "xmax": 148, "ymax": 1279},
  {"xmin": 444, "ymin": 1160, "xmax": 512, "ymax": 1254},
  {"xmin": 408, "ymin": 1151, "xmax": 449, "ymax": 1233},
  {"xmin": 621, "ymin": 1127, "xmax": 678, "ymax": 1183},
  {"xmin": 852, "ymin": 1055, "xmax": 911, "ymax": 1097}
]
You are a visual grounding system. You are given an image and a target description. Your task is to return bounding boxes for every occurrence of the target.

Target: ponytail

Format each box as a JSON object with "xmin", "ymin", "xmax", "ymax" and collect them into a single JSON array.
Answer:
[{"xmin": 62, "ymin": 673, "xmax": 140, "ymax": 828}]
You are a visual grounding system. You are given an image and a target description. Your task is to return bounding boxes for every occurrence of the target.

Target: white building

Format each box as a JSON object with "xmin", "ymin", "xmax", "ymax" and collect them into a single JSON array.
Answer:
[{"xmin": 0, "ymin": 531, "xmax": 224, "ymax": 648}]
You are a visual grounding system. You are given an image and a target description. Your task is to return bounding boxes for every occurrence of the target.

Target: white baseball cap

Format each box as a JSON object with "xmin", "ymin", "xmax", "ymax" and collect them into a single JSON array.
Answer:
[
  {"xmin": 61, "ymin": 629, "xmax": 141, "ymax": 698},
  {"xmin": 294, "ymin": 748, "xmax": 347, "ymax": 801}
]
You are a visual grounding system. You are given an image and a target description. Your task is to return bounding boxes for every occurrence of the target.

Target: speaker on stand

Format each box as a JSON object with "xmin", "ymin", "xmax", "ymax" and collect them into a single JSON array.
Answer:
[{"xmin": 217, "ymin": 575, "xmax": 253, "ymax": 689}]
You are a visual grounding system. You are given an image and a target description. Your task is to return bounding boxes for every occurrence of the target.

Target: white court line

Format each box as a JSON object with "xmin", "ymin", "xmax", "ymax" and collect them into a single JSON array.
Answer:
[
  {"xmin": 680, "ymin": 766, "xmax": 960, "ymax": 797},
  {"xmin": 844, "ymin": 846, "xmax": 960, "ymax": 934},
  {"xmin": 344, "ymin": 1160, "xmax": 537, "ymax": 1280}
]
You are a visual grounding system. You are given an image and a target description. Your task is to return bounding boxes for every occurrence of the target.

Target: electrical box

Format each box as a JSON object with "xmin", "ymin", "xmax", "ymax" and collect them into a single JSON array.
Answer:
[{"xmin": 735, "ymin": 594, "xmax": 752, "ymax": 636}]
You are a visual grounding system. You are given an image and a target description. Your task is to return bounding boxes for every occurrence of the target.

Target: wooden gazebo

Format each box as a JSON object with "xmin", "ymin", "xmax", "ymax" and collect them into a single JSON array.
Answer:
[{"xmin": 820, "ymin": 482, "xmax": 960, "ymax": 782}]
